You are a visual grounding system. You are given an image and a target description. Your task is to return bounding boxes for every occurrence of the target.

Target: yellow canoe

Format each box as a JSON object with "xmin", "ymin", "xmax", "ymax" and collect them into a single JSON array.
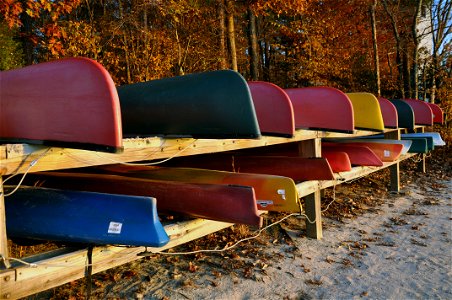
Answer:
[
  {"xmin": 346, "ymin": 93, "xmax": 385, "ymax": 131},
  {"xmin": 100, "ymin": 165, "xmax": 302, "ymax": 213}
]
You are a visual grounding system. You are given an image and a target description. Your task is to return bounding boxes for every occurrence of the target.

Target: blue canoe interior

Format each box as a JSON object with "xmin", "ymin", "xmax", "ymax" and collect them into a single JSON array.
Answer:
[{"xmin": 5, "ymin": 187, "xmax": 169, "ymax": 247}]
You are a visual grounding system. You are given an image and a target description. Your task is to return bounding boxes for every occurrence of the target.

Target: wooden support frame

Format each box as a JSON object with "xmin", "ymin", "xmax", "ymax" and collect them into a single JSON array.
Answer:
[
  {"xmin": 0, "ymin": 175, "xmax": 9, "ymax": 269},
  {"xmin": 298, "ymin": 138, "xmax": 322, "ymax": 240},
  {"xmin": 415, "ymin": 127, "xmax": 427, "ymax": 173},
  {"xmin": 384, "ymin": 129, "xmax": 401, "ymax": 193},
  {"xmin": 0, "ymin": 127, "xmax": 423, "ymax": 298}
]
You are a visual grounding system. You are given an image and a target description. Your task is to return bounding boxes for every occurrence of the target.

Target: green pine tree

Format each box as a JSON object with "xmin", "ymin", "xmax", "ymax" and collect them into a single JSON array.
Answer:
[{"xmin": 0, "ymin": 21, "xmax": 24, "ymax": 71}]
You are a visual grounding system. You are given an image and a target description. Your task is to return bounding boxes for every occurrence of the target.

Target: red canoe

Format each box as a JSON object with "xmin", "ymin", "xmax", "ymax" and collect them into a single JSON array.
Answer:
[
  {"xmin": 28, "ymin": 172, "xmax": 262, "ymax": 226},
  {"xmin": 284, "ymin": 87, "xmax": 355, "ymax": 133},
  {"xmin": 322, "ymin": 151, "xmax": 352, "ymax": 173},
  {"xmin": 426, "ymin": 102, "xmax": 444, "ymax": 124},
  {"xmin": 402, "ymin": 99, "xmax": 433, "ymax": 126},
  {"xmin": 247, "ymin": 81, "xmax": 295, "ymax": 137},
  {"xmin": 163, "ymin": 155, "xmax": 335, "ymax": 181},
  {"xmin": 322, "ymin": 143, "xmax": 384, "ymax": 167},
  {"xmin": 325, "ymin": 141, "xmax": 403, "ymax": 162},
  {"xmin": 0, "ymin": 58, "xmax": 123, "ymax": 153},
  {"xmin": 377, "ymin": 97, "xmax": 398, "ymax": 128}
]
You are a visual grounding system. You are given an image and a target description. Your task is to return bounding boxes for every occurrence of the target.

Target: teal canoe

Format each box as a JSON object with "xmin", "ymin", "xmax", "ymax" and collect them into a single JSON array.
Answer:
[
  {"xmin": 401, "ymin": 137, "xmax": 430, "ymax": 153},
  {"xmin": 390, "ymin": 99, "xmax": 415, "ymax": 130},
  {"xmin": 118, "ymin": 70, "xmax": 261, "ymax": 139}
]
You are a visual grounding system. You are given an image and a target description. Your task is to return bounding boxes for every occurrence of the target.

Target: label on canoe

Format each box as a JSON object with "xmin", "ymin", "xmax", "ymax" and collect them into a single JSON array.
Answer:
[
  {"xmin": 384, "ymin": 150, "xmax": 390, "ymax": 157},
  {"xmin": 108, "ymin": 221, "xmax": 123, "ymax": 234},
  {"xmin": 277, "ymin": 189, "xmax": 286, "ymax": 200},
  {"xmin": 257, "ymin": 200, "xmax": 274, "ymax": 208}
]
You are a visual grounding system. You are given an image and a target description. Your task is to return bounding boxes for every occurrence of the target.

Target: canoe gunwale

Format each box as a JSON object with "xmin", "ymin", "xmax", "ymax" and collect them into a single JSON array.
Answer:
[{"xmin": 0, "ymin": 138, "xmax": 124, "ymax": 153}]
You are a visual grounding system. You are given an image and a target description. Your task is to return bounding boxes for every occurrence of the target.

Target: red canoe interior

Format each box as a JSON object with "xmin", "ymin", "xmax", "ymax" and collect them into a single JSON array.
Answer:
[
  {"xmin": 402, "ymin": 99, "xmax": 434, "ymax": 126},
  {"xmin": 377, "ymin": 97, "xmax": 398, "ymax": 128},
  {"xmin": 284, "ymin": 87, "xmax": 355, "ymax": 133},
  {"xmin": 162, "ymin": 153, "xmax": 335, "ymax": 181},
  {"xmin": 247, "ymin": 81, "xmax": 295, "ymax": 137},
  {"xmin": 321, "ymin": 151, "xmax": 352, "ymax": 173},
  {"xmin": 328, "ymin": 141, "xmax": 403, "ymax": 162},
  {"xmin": 322, "ymin": 143, "xmax": 384, "ymax": 167},
  {"xmin": 0, "ymin": 58, "xmax": 123, "ymax": 153},
  {"xmin": 28, "ymin": 172, "xmax": 262, "ymax": 226}
]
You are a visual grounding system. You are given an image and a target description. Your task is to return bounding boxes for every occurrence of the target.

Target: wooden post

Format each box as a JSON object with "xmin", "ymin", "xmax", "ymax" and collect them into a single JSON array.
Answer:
[
  {"xmin": 0, "ymin": 175, "xmax": 10, "ymax": 268},
  {"xmin": 384, "ymin": 129, "xmax": 401, "ymax": 193},
  {"xmin": 298, "ymin": 138, "xmax": 322, "ymax": 239},
  {"xmin": 416, "ymin": 127, "xmax": 426, "ymax": 173}
]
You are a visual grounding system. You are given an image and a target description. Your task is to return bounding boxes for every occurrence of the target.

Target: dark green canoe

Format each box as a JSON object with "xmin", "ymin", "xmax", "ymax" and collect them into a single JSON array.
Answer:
[
  {"xmin": 402, "ymin": 136, "xmax": 434, "ymax": 152},
  {"xmin": 118, "ymin": 70, "xmax": 261, "ymax": 139},
  {"xmin": 390, "ymin": 99, "xmax": 415, "ymax": 130},
  {"xmin": 401, "ymin": 137, "xmax": 429, "ymax": 153}
]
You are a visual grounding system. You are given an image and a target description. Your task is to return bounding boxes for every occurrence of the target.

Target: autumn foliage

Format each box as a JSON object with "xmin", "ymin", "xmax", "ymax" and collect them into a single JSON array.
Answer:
[{"xmin": 0, "ymin": 0, "xmax": 450, "ymax": 107}]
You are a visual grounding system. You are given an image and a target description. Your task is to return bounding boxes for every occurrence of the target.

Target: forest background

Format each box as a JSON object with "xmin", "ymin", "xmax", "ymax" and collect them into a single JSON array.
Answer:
[{"xmin": 0, "ymin": 0, "xmax": 450, "ymax": 116}]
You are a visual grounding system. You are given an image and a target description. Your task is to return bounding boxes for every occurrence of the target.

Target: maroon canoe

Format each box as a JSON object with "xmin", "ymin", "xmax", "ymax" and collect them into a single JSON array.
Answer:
[
  {"xmin": 326, "ymin": 141, "xmax": 403, "ymax": 162},
  {"xmin": 163, "ymin": 154, "xmax": 335, "ymax": 181},
  {"xmin": 247, "ymin": 81, "xmax": 295, "ymax": 137},
  {"xmin": 322, "ymin": 143, "xmax": 384, "ymax": 167},
  {"xmin": 402, "ymin": 99, "xmax": 433, "ymax": 126},
  {"xmin": 0, "ymin": 58, "xmax": 123, "ymax": 153},
  {"xmin": 426, "ymin": 102, "xmax": 444, "ymax": 124},
  {"xmin": 377, "ymin": 97, "xmax": 398, "ymax": 128},
  {"xmin": 322, "ymin": 151, "xmax": 352, "ymax": 173},
  {"xmin": 28, "ymin": 172, "xmax": 262, "ymax": 226},
  {"xmin": 284, "ymin": 87, "xmax": 355, "ymax": 133}
]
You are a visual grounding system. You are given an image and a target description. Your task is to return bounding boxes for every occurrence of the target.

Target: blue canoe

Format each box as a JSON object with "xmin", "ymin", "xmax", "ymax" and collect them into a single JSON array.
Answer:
[
  {"xmin": 5, "ymin": 187, "xmax": 169, "ymax": 247},
  {"xmin": 401, "ymin": 133, "xmax": 445, "ymax": 147}
]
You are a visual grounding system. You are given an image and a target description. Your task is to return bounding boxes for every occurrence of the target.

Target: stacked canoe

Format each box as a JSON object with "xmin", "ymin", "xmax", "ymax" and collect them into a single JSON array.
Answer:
[{"xmin": 1, "ymin": 57, "xmax": 445, "ymax": 247}]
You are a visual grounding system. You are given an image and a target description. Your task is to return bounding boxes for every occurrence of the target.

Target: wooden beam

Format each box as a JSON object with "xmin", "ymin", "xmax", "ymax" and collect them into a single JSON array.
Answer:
[
  {"xmin": 384, "ymin": 129, "xmax": 401, "ymax": 193},
  {"xmin": 297, "ymin": 138, "xmax": 322, "ymax": 239},
  {"xmin": 0, "ymin": 129, "xmax": 397, "ymax": 176},
  {"xmin": 0, "ymin": 176, "xmax": 10, "ymax": 269}
]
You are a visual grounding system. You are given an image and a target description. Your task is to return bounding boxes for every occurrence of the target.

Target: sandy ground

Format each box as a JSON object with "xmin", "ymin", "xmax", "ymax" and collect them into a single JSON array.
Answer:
[{"xmin": 29, "ymin": 152, "xmax": 451, "ymax": 300}]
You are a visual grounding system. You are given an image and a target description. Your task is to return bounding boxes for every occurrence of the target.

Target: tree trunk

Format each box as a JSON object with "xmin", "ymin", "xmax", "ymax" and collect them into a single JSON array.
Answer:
[
  {"xmin": 370, "ymin": 0, "xmax": 381, "ymax": 96},
  {"xmin": 382, "ymin": 0, "xmax": 404, "ymax": 98},
  {"xmin": 217, "ymin": 0, "xmax": 228, "ymax": 69},
  {"xmin": 247, "ymin": 7, "xmax": 259, "ymax": 80},
  {"xmin": 226, "ymin": 0, "xmax": 237, "ymax": 71},
  {"xmin": 411, "ymin": 0, "xmax": 423, "ymax": 99},
  {"xmin": 118, "ymin": 0, "xmax": 131, "ymax": 84}
]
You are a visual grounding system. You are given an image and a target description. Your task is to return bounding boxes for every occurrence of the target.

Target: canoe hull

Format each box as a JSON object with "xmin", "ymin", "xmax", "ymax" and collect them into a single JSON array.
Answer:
[
  {"xmin": 402, "ymin": 132, "xmax": 445, "ymax": 146},
  {"xmin": 248, "ymin": 81, "xmax": 295, "ymax": 137},
  {"xmin": 323, "ymin": 141, "xmax": 403, "ymax": 162},
  {"xmin": 377, "ymin": 97, "xmax": 398, "ymax": 128},
  {"xmin": 322, "ymin": 143, "xmax": 384, "ymax": 167},
  {"xmin": 346, "ymin": 93, "xmax": 385, "ymax": 132},
  {"xmin": 403, "ymin": 99, "xmax": 434, "ymax": 126},
  {"xmin": 5, "ymin": 187, "xmax": 169, "ymax": 247},
  {"xmin": 426, "ymin": 103, "xmax": 444, "ymax": 124},
  {"xmin": 163, "ymin": 155, "xmax": 335, "ymax": 181},
  {"xmin": 284, "ymin": 87, "xmax": 355, "ymax": 133},
  {"xmin": 389, "ymin": 99, "xmax": 415, "ymax": 130},
  {"xmin": 27, "ymin": 172, "xmax": 262, "ymax": 226},
  {"xmin": 118, "ymin": 70, "xmax": 261, "ymax": 139},
  {"xmin": 322, "ymin": 151, "xmax": 353, "ymax": 172},
  {"xmin": 0, "ymin": 58, "xmax": 123, "ymax": 153},
  {"xmin": 99, "ymin": 165, "xmax": 301, "ymax": 213}
]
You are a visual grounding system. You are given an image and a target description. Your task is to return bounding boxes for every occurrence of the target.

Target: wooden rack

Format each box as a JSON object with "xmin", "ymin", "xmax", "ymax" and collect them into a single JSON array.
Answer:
[{"xmin": 0, "ymin": 127, "xmax": 423, "ymax": 299}]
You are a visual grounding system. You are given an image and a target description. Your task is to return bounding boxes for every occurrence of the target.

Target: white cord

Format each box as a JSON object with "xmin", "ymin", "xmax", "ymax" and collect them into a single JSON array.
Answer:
[
  {"xmin": 2, "ymin": 148, "xmax": 51, "ymax": 197},
  {"xmin": 155, "ymin": 213, "xmax": 300, "ymax": 255},
  {"xmin": 321, "ymin": 181, "xmax": 337, "ymax": 213},
  {"xmin": 93, "ymin": 139, "xmax": 198, "ymax": 166}
]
